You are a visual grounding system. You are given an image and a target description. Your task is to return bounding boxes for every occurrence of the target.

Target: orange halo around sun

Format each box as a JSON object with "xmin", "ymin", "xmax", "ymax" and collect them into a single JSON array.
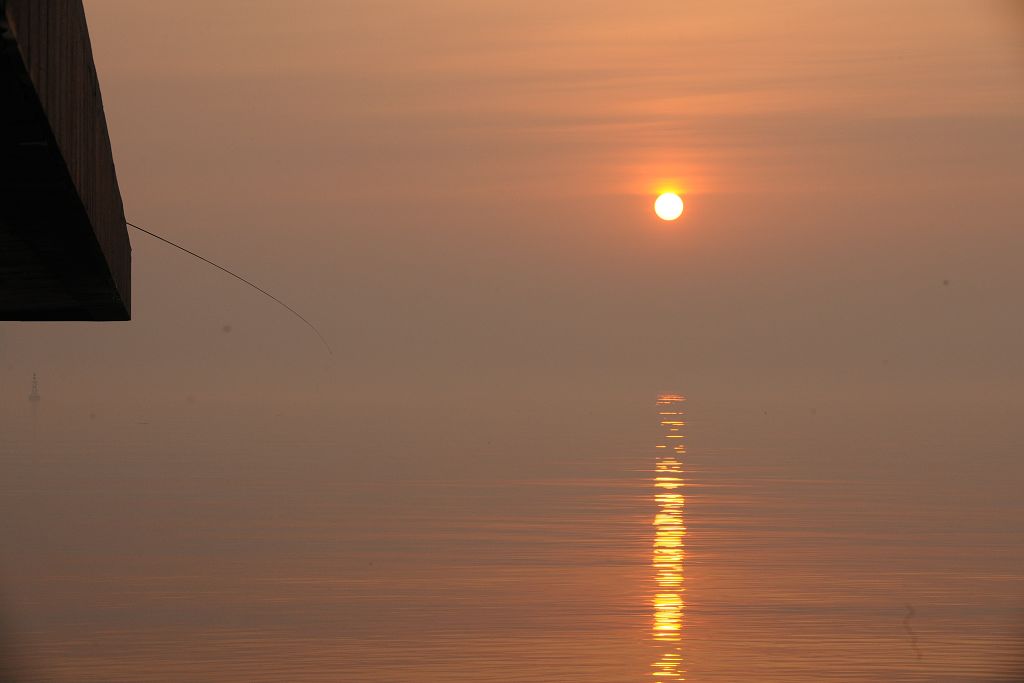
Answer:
[{"xmin": 654, "ymin": 193, "xmax": 684, "ymax": 221}]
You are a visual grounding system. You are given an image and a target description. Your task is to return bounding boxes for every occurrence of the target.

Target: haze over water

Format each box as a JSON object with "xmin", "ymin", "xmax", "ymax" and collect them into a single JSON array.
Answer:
[
  {"xmin": 2, "ymin": 388, "xmax": 1022, "ymax": 681},
  {"xmin": 1, "ymin": 1, "xmax": 1023, "ymax": 680}
]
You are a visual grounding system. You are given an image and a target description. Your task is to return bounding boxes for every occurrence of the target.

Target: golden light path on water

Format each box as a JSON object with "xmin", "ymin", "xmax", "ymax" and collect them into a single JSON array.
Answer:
[{"xmin": 652, "ymin": 393, "xmax": 687, "ymax": 680}]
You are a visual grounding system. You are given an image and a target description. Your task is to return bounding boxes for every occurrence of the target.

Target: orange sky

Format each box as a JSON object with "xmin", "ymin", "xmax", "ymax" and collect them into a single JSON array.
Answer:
[
  {"xmin": 2, "ymin": 0, "xmax": 1021, "ymax": 403},
  {"xmin": 1, "ymin": 5, "xmax": 1023, "ymax": 679}
]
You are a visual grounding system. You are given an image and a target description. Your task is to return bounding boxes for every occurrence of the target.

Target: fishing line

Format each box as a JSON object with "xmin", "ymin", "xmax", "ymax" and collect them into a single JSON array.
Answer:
[{"xmin": 127, "ymin": 221, "xmax": 333, "ymax": 355}]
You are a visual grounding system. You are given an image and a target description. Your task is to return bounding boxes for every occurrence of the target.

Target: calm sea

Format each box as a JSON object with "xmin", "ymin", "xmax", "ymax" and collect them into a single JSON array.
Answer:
[{"xmin": 1, "ymin": 390, "xmax": 1021, "ymax": 681}]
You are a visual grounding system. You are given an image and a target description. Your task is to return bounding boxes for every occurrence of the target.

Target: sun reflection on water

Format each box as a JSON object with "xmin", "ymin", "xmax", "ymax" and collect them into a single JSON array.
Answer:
[{"xmin": 652, "ymin": 393, "xmax": 686, "ymax": 680}]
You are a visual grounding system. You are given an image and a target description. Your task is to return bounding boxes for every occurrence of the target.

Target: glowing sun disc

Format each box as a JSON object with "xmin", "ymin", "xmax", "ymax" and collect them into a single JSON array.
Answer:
[{"xmin": 654, "ymin": 193, "xmax": 684, "ymax": 221}]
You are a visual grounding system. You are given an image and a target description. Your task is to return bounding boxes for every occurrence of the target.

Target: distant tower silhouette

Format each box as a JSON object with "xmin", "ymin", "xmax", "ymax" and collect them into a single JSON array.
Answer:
[{"xmin": 29, "ymin": 372, "xmax": 41, "ymax": 438}]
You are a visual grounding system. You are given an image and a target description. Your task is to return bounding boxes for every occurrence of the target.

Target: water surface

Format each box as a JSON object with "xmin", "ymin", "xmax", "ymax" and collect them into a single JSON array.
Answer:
[{"xmin": 1, "ymin": 391, "xmax": 1021, "ymax": 681}]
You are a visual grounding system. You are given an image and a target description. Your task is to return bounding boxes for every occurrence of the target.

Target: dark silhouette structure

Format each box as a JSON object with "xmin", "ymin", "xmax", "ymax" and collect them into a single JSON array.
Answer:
[
  {"xmin": 0, "ymin": 0, "xmax": 130, "ymax": 320},
  {"xmin": 27, "ymin": 372, "xmax": 38, "ymax": 403}
]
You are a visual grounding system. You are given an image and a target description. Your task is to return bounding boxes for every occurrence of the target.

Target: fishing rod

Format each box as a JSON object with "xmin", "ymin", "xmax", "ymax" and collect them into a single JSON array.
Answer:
[{"xmin": 127, "ymin": 221, "xmax": 332, "ymax": 355}]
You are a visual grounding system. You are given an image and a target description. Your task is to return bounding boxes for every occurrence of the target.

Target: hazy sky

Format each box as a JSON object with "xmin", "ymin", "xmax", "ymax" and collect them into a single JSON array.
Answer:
[
  {"xmin": 2, "ymin": 5, "xmax": 1024, "ymax": 680},
  {"xmin": 2, "ymin": 0, "xmax": 1022, "ymax": 405}
]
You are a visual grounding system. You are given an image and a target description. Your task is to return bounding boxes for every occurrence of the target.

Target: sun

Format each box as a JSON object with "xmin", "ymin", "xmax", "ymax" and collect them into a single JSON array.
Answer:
[{"xmin": 654, "ymin": 193, "xmax": 684, "ymax": 221}]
